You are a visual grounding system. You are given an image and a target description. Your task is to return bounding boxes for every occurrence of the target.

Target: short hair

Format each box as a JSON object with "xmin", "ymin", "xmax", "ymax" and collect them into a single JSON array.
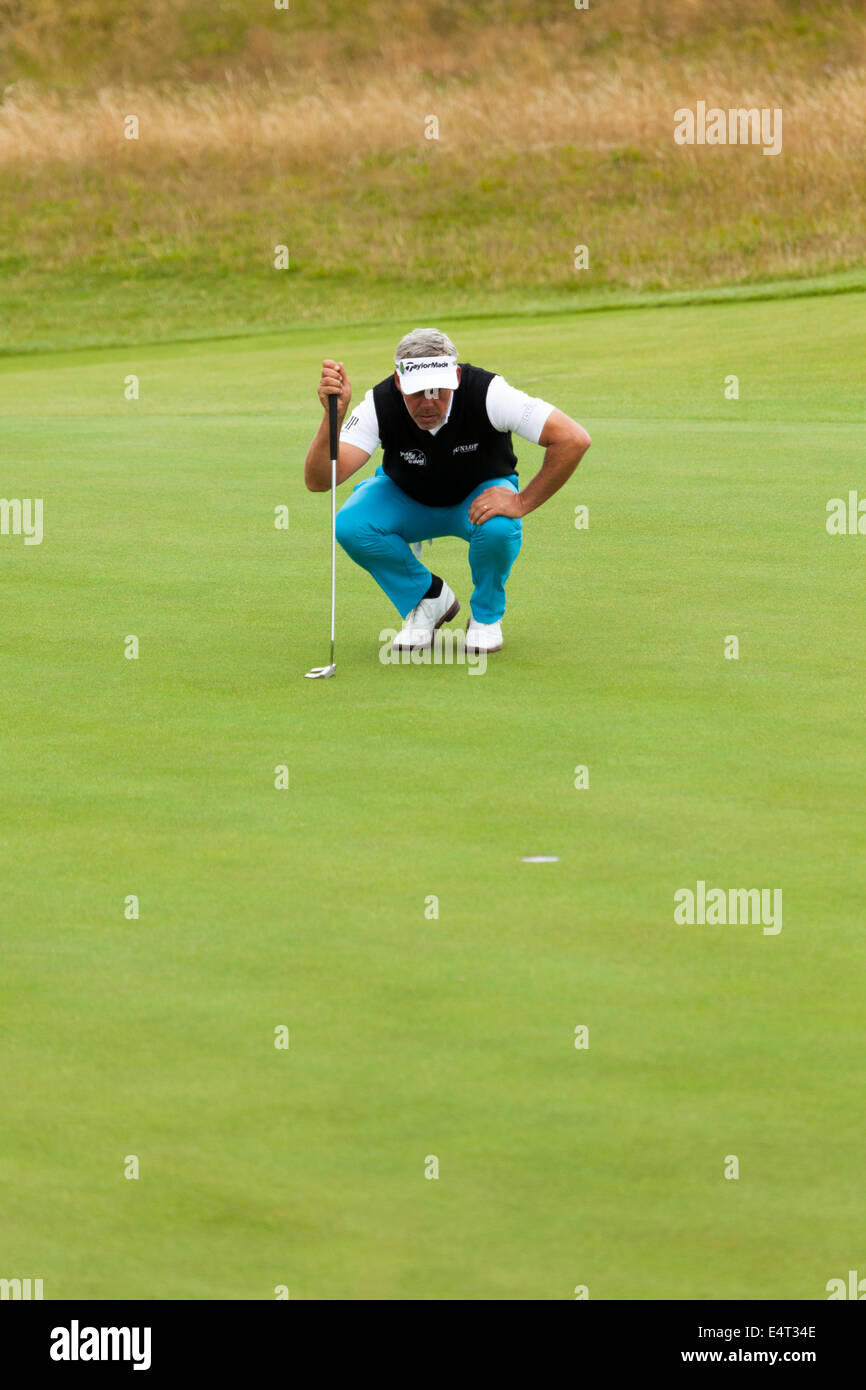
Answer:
[{"xmin": 394, "ymin": 327, "xmax": 458, "ymax": 363}]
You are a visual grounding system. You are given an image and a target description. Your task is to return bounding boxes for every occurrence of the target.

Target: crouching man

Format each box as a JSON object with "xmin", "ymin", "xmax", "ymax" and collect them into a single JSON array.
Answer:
[{"xmin": 304, "ymin": 326, "xmax": 591, "ymax": 654}]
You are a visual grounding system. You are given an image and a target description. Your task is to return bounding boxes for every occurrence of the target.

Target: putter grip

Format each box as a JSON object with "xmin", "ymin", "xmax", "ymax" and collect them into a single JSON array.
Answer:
[{"xmin": 328, "ymin": 392, "xmax": 339, "ymax": 462}]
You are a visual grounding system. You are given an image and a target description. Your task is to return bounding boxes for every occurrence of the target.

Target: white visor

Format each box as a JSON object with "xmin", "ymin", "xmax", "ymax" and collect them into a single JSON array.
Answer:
[{"xmin": 396, "ymin": 356, "xmax": 459, "ymax": 394}]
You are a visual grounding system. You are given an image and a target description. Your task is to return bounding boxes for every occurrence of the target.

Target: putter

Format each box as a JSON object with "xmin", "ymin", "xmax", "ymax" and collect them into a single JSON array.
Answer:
[{"xmin": 305, "ymin": 391, "xmax": 338, "ymax": 679}]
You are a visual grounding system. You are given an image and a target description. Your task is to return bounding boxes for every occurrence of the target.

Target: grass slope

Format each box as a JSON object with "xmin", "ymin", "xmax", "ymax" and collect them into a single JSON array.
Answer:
[
  {"xmin": 2, "ymin": 1, "xmax": 865, "ymax": 351},
  {"xmin": 1, "ymin": 291, "xmax": 865, "ymax": 1299}
]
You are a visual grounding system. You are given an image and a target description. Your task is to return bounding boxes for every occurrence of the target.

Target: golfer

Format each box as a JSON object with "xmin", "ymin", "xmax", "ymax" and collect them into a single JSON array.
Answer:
[{"xmin": 304, "ymin": 328, "xmax": 591, "ymax": 654}]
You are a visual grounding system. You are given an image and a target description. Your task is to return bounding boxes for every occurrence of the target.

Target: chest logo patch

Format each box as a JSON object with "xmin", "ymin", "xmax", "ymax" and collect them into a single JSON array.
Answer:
[
  {"xmin": 400, "ymin": 449, "xmax": 427, "ymax": 467},
  {"xmin": 452, "ymin": 443, "xmax": 479, "ymax": 453}
]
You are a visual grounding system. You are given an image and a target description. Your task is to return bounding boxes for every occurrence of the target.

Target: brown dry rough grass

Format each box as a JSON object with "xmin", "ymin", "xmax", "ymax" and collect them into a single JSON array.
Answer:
[{"xmin": 1, "ymin": 1, "xmax": 864, "ymax": 347}]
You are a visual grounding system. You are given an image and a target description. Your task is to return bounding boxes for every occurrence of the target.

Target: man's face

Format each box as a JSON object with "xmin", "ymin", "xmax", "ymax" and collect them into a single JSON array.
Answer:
[{"xmin": 395, "ymin": 365, "xmax": 461, "ymax": 430}]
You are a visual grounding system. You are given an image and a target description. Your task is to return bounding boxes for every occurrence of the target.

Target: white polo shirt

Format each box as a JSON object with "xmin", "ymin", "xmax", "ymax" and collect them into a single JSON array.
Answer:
[{"xmin": 340, "ymin": 374, "xmax": 555, "ymax": 455}]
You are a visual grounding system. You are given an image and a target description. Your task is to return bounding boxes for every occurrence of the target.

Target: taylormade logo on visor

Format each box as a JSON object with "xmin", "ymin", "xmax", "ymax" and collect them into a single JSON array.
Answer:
[{"xmin": 399, "ymin": 358, "xmax": 456, "ymax": 375}]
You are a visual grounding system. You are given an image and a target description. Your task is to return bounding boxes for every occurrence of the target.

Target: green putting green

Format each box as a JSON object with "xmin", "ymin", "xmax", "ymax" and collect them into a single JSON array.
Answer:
[{"xmin": 2, "ymin": 290, "xmax": 864, "ymax": 1299}]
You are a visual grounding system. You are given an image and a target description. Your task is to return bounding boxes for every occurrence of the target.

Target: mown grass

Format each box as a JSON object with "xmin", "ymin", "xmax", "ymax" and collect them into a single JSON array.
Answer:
[
  {"xmin": 2, "ymin": 291, "xmax": 865, "ymax": 1298},
  {"xmin": 1, "ymin": 0, "xmax": 865, "ymax": 350}
]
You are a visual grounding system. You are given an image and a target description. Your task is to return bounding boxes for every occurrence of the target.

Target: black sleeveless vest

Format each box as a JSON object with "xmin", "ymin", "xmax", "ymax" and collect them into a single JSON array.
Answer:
[{"xmin": 372, "ymin": 363, "xmax": 518, "ymax": 506}]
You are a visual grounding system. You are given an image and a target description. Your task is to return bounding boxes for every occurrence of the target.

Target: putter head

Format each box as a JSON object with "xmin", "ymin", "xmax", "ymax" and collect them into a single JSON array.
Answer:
[{"xmin": 305, "ymin": 663, "xmax": 337, "ymax": 679}]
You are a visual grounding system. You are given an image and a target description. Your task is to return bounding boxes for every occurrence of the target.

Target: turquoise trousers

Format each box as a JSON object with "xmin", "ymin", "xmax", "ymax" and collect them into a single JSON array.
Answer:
[{"xmin": 334, "ymin": 465, "xmax": 523, "ymax": 623}]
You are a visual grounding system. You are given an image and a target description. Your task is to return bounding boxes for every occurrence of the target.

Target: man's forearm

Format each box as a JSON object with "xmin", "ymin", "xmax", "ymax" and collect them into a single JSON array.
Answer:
[
  {"xmin": 304, "ymin": 407, "xmax": 345, "ymax": 491},
  {"xmin": 518, "ymin": 435, "xmax": 590, "ymax": 516}
]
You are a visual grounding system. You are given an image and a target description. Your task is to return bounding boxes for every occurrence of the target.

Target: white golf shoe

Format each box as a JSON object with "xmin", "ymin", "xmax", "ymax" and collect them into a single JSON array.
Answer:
[
  {"xmin": 393, "ymin": 582, "xmax": 460, "ymax": 650},
  {"xmin": 465, "ymin": 612, "xmax": 503, "ymax": 654}
]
